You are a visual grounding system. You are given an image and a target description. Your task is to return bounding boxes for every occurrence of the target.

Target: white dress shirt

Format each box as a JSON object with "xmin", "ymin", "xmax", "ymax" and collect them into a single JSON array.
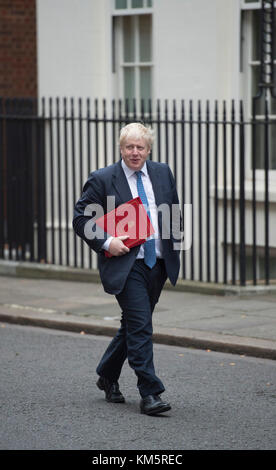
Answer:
[{"xmin": 102, "ymin": 160, "xmax": 163, "ymax": 258}]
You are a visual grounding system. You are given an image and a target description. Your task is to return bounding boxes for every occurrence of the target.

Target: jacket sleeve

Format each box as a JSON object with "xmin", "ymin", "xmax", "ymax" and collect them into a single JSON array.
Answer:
[{"xmin": 72, "ymin": 173, "xmax": 108, "ymax": 253}]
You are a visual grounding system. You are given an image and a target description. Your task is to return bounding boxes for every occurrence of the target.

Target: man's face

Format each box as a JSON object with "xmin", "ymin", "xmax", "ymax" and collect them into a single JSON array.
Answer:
[{"xmin": 120, "ymin": 138, "xmax": 150, "ymax": 171}]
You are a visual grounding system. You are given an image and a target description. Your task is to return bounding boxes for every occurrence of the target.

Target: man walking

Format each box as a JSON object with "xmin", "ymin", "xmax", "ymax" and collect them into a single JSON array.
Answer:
[{"xmin": 73, "ymin": 123, "xmax": 181, "ymax": 415}]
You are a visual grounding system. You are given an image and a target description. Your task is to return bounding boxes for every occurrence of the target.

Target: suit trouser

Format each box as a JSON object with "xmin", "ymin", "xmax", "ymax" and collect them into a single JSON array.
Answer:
[{"xmin": 96, "ymin": 259, "xmax": 167, "ymax": 398}]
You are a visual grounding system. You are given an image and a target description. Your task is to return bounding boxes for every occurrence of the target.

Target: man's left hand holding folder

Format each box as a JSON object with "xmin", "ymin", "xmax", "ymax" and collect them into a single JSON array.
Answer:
[{"xmin": 105, "ymin": 235, "xmax": 130, "ymax": 257}]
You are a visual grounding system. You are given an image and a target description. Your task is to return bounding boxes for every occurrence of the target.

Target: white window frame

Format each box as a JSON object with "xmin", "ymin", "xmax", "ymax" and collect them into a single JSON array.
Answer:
[
  {"xmin": 112, "ymin": 0, "xmax": 154, "ymax": 110},
  {"xmin": 241, "ymin": 1, "xmax": 262, "ymax": 10},
  {"xmin": 241, "ymin": 0, "xmax": 276, "ymax": 9},
  {"xmin": 112, "ymin": 0, "xmax": 153, "ymax": 16}
]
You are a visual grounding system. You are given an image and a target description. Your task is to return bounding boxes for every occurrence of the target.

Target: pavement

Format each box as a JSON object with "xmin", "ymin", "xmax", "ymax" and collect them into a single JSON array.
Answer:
[{"xmin": 0, "ymin": 260, "xmax": 276, "ymax": 360}]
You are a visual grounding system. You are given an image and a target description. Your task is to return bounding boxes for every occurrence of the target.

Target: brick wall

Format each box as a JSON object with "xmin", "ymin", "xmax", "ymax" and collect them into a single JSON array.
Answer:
[{"xmin": 0, "ymin": 0, "xmax": 37, "ymax": 98}]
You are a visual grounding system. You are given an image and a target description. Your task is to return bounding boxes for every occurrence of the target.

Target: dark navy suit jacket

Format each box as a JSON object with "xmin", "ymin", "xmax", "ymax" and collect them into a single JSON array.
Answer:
[{"xmin": 73, "ymin": 159, "xmax": 181, "ymax": 294}]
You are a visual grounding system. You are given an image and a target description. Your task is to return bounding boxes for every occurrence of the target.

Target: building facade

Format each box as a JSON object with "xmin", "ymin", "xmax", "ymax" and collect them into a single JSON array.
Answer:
[{"xmin": 1, "ymin": 0, "xmax": 275, "ymax": 284}]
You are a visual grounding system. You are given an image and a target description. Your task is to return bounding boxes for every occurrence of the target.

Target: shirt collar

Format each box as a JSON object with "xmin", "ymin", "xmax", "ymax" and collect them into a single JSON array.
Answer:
[{"xmin": 121, "ymin": 159, "xmax": 148, "ymax": 178}]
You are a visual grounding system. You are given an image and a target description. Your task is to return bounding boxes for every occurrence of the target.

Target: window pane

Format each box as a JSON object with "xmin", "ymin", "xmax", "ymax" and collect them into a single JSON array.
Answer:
[
  {"xmin": 132, "ymin": 0, "xmax": 143, "ymax": 7},
  {"xmin": 252, "ymin": 64, "xmax": 261, "ymax": 97},
  {"xmin": 115, "ymin": 0, "xmax": 127, "ymax": 9},
  {"xmin": 274, "ymin": 11, "xmax": 276, "ymax": 60},
  {"xmin": 252, "ymin": 64, "xmax": 260, "ymax": 96},
  {"xmin": 252, "ymin": 10, "xmax": 261, "ymax": 61},
  {"xmin": 139, "ymin": 15, "xmax": 152, "ymax": 62},
  {"xmin": 140, "ymin": 66, "xmax": 151, "ymax": 104},
  {"xmin": 147, "ymin": 0, "xmax": 152, "ymax": 6},
  {"xmin": 252, "ymin": 65, "xmax": 266, "ymax": 114},
  {"xmin": 272, "ymin": 65, "xmax": 276, "ymax": 114},
  {"xmin": 124, "ymin": 67, "xmax": 135, "ymax": 103},
  {"xmin": 123, "ymin": 16, "xmax": 135, "ymax": 62},
  {"xmin": 271, "ymin": 124, "xmax": 276, "ymax": 169},
  {"xmin": 244, "ymin": 0, "xmax": 259, "ymax": 3}
]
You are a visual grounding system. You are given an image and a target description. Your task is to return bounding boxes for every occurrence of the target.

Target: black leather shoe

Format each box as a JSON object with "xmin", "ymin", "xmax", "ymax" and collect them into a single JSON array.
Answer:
[
  {"xmin": 97, "ymin": 376, "xmax": 125, "ymax": 403},
  {"xmin": 140, "ymin": 394, "xmax": 171, "ymax": 415}
]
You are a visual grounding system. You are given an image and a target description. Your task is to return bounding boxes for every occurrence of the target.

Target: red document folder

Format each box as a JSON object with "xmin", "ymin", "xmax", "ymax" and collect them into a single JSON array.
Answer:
[{"xmin": 95, "ymin": 197, "xmax": 155, "ymax": 258}]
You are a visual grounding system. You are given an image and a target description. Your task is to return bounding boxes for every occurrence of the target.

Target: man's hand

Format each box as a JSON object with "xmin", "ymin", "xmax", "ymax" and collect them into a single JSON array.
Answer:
[{"xmin": 108, "ymin": 236, "xmax": 130, "ymax": 256}]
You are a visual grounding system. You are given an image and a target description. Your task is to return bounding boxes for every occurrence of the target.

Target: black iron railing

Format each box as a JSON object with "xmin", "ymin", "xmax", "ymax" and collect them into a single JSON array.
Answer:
[{"xmin": 0, "ymin": 97, "xmax": 275, "ymax": 286}]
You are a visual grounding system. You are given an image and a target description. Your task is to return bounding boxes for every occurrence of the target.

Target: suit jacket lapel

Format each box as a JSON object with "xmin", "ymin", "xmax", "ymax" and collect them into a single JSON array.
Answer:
[
  {"xmin": 112, "ymin": 160, "xmax": 133, "ymax": 204},
  {"xmin": 146, "ymin": 160, "xmax": 162, "ymax": 207}
]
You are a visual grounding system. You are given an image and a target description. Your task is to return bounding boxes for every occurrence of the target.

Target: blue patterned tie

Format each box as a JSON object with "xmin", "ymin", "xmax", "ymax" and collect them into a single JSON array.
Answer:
[{"xmin": 135, "ymin": 171, "xmax": 156, "ymax": 268}]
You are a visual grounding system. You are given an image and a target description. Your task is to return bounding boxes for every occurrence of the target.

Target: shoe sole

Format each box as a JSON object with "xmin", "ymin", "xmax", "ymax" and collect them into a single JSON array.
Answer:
[
  {"xmin": 141, "ymin": 404, "xmax": 171, "ymax": 416},
  {"xmin": 106, "ymin": 396, "xmax": 125, "ymax": 403}
]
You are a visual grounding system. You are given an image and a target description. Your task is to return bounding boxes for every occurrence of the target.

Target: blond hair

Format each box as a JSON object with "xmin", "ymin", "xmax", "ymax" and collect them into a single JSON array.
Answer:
[{"xmin": 119, "ymin": 123, "xmax": 154, "ymax": 149}]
